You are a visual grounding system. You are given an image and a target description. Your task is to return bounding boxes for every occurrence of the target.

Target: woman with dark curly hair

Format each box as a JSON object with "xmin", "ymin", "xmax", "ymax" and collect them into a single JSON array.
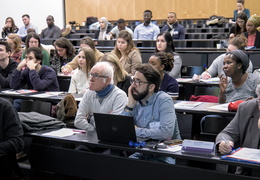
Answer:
[
  {"xmin": 1, "ymin": 17, "xmax": 19, "ymax": 38},
  {"xmin": 22, "ymin": 32, "xmax": 50, "ymax": 65},
  {"xmin": 52, "ymin": 37, "xmax": 75, "ymax": 73},
  {"xmin": 149, "ymin": 52, "xmax": 179, "ymax": 94}
]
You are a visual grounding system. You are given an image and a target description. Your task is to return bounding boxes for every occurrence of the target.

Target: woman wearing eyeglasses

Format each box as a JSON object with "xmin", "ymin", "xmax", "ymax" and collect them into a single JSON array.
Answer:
[
  {"xmin": 229, "ymin": 12, "xmax": 248, "ymax": 39},
  {"xmin": 52, "ymin": 37, "xmax": 75, "ymax": 73},
  {"xmin": 68, "ymin": 48, "xmax": 96, "ymax": 94},
  {"xmin": 22, "ymin": 32, "xmax": 50, "ymax": 65},
  {"xmin": 1, "ymin": 17, "xmax": 19, "ymax": 38}
]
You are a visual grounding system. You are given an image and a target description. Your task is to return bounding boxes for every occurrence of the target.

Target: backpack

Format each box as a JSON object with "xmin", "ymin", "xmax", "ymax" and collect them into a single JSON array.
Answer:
[{"xmin": 56, "ymin": 94, "xmax": 77, "ymax": 122}]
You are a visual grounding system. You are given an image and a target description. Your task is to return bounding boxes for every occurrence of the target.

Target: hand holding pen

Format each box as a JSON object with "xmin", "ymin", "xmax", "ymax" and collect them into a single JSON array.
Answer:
[{"xmin": 219, "ymin": 136, "xmax": 234, "ymax": 154}]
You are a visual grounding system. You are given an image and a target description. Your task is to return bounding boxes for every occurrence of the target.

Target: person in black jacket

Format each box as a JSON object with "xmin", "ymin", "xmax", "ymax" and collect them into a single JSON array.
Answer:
[
  {"xmin": 0, "ymin": 97, "xmax": 24, "ymax": 178},
  {"xmin": 0, "ymin": 41, "xmax": 18, "ymax": 88},
  {"xmin": 244, "ymin": 14, "xmax": 260, "ymax": 48}
]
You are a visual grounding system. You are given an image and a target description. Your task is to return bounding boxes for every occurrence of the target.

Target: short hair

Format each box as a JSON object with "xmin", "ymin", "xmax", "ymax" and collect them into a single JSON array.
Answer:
[
  {"xmin": 237, "ymin": 0, "xmax": 244, "ymax": 5},
  {"xmin": 229, "ymin": 36, "xmax": 247, "ymax": 50},
  {"xmin": 54, "ymin": 37, "xmax": 75, "ymax": 59},
  {"xmin": 156, "ymin": 32, "xmax": 176, "ymax": 52},
  {"xmin": 169, "ymin": 12, "xmax": 177, "ymax": 17},
  {"xmin": 151, "ymin": 52, "xmax": 174, "ymax": 71},
  {"xmin": 47, "ymin": 15, "xmax": 54, "ymax": 20},
  {"xmin": 91, "ymin": 61, "xmax": 114, "ymax": 84},
  {"xmin": 117, "ymin": 18, "xmax": 125, "ymax": 24},
  {"xmin": 7, "ymin": 34, "xmax": 22, "ymax": 53},
  {"xmin": 0, "ymin": 41, "xmax": 11, "ymax": 53},
  {"xmin": 79, "ymin": 47, "xmax": 96, "ymax": 77},
  {"xmin": 22, "ymin": 14, "xmax": 30, "ymax": 19},
  {"xmin": 135, "ymin": 64, "xmax": 161, "ymax": 92},
  {"xmin": 144, "ymin": 9, "xmax": 152, "ymax": 16},
  {"xmin": 80, "ymin": 37, "xmax": 96, "ymax": 51},
  {"xmin": 26, "ymin": 47, "xmax": 44, "ymax": 61}
]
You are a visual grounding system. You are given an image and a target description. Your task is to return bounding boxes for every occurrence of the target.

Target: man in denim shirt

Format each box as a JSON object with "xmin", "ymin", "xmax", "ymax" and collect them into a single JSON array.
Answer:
[{"xmin": 122, "ymin": 64, "xmax": 181, "ymax": 164}]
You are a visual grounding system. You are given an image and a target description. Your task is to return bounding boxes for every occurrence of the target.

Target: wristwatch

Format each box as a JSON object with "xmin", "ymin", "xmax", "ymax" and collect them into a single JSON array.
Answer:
[{"xmin": 124, "ymin": 105, "xmax": 133, "ymax": 111}]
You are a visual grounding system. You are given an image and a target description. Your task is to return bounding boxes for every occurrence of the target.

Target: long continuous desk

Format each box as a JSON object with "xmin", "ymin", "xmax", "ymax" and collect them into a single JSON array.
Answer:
[{"xmin": 28, "ymin": 129, "xmax": 260, "ymax": 180}]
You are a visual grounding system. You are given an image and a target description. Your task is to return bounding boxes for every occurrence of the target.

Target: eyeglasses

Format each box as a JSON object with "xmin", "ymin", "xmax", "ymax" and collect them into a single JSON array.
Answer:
[
  {"xmin": 236, "ymin": 20, "xmax": 245, "ymax": 24},
  {"xmin": 130, "ymin": 78, "xmax": 149, "ymax": 87},
  {"xmin": 89, "ymin": 73, "xmax": 108, "ymax": 80},
  {"xmin": 29, "ymin": 41, "xmax": 38, "ymax": 44}
]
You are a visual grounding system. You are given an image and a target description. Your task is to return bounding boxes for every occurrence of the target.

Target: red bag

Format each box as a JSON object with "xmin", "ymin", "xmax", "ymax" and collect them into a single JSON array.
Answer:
[
  {"xmin": 228, "ymin": 100, "xmax": 245, "ymax": 112},
  {"xmin": 189, "ymin": 95, "xmax": 218, "ymax": 103}
]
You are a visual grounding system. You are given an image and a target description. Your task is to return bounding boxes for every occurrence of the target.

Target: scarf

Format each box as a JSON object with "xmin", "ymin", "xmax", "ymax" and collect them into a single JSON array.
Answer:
[{"xmin": 96, "ymin": 84, "xmax": 114, "ymax": 98}]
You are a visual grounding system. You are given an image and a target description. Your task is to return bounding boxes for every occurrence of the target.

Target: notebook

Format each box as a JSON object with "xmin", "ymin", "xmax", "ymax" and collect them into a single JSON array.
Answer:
[{"xmin": 93, "ymin": 113, "xmax": 137, "ymax": 144}]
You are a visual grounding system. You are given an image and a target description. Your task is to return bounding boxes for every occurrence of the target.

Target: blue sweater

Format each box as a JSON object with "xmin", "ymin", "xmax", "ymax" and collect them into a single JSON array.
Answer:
[
  {"xmin": 160, "ymin": 73, "xmax": 179, "ymax": 93},
  {"xmin": 10, "ymin": 65, "xmax": 60, "ymax": 91}
]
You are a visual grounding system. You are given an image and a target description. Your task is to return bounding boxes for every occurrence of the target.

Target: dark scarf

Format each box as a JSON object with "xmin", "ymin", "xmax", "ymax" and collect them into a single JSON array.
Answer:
[{"xmin": 96, "ymin": 84, "xmax": 114, "ymax": 98}]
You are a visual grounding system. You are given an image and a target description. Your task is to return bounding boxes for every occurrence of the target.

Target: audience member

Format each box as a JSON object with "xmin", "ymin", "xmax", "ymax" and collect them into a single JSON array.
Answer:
[
  {"xmin": 10, "ymin": 47, "xmax": 59, "ymax": 91},
  {"xmin": 201, "ymin": 36, "xmax": 253, "ymax": 79},
  {"xmin": 40, "ymin": 15, "xmax": 61, "ymax": 39},
  {"xmin": 161, "ymin": 12, "xmax": 185, "ymax": 39},
  {"xmin": 149, "ymin": 52, "xmax": 179, "ymax": 94},
  {"xmin": 108, "ymin": 18, "xmax": 133, "ymax": 39},
  {"xmin": 61, "ymin": 37, "xmax": 103, "ymax": 75},
  {"xmin": 68, "ymin": 48, "xmax": 96, "ymax": 94},
  {"xmin": 7, "ymin": 34, "xmax": 22, "ymax": 63},
  {"xmin": 94, "ymin": 17, "xmax": 112, "ymax": 40},
  {"xmin": 133, "ymin": 10, "xmax": 160, "ymax": 40},
  {"xmin": 52, "ymin": 37, "xmax": 75, "ymax": 73},
  {"xmin": 74, "ymin": 62, "xmax": 127, "ymax": 131},
  {"xmin": 215, "ymin": 84, "xmax": 260, "ymax": 175},
  {"xmin": 0, "ymin": 97, "xmax": 23, "ymax": 179},
  {"xmin": 21, "ymin": 27, "xmax": 36, "ymax": 43},
  {"xmin": 22, "ymin": 32, "xmax": 50, "ymax": 66},
  {"xmin": 244, "ymin": 14, "xmax": 260, "ymax": 48},
  {"xmin": 1, "ymin": 17, "xmax": 19, "ymax": 39},
  {"xmin": 101, "ymin": 53, "xmax": 131, "ymax": 95},
  {"xmin": 229, "ymin": 12, "xmax": 248, "ymax": 39},
  {"xmin": 0, "ymin": 41, "xmax": 18, "ymax": 88},
  {"xmin": 229, "ymin": 0, "xmax": 250, "ymax": 24},
  {"xmin": 61, "ymin": 37, "xmax": 104, "ymax": 75},
  {"xmin": 112, "ymin": 30, "xmax": 142, "ymax": 76},
  {"xmin": 156, "ymin": 32, "xmax": 182, "ymax": 78},
  {"xmin": 218, "ymin": 50, "xmax": 257, "ymax": 104},
  {"xmin": 17, "ymin": 14, "xmax": 38, "ymax": 38},
  {"xmin": 122, "ymin": 64, "xmax": 181, "ymax": 164}
]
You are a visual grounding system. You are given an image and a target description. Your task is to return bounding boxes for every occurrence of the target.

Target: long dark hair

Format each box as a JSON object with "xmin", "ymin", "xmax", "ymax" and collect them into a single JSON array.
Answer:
[
  {"xmin": 234, "ymin": 12, "xmax": 248, "ymax": 36},
  {"xmin": 155, "ymin": 32, "xmax": 176, "ymax": 53}
]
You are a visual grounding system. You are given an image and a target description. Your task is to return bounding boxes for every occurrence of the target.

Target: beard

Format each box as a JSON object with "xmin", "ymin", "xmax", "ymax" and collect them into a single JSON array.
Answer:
[{"xmin": 132, "ymin": 86, "xmax": 149, "ymax": 101}]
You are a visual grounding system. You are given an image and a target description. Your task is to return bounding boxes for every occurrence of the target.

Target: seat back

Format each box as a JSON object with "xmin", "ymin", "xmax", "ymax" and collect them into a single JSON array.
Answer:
[
  {"xmin": 176, "ymin": 113, "xmax": 193, "ymax": 140},
  {"xmin": 194, "ymin": 86, "xmax": 219, "ymax": 96},
  {"xmin": 20, "ymin": 101, "xmax": 52, "ymax": 116},
  {"xmin": 200, "ymin": 116, "xmax": 231, "ymax": 142},
  {"xmin": 182, "ymin": 66, "xmax": 204, "ymax": 78}
]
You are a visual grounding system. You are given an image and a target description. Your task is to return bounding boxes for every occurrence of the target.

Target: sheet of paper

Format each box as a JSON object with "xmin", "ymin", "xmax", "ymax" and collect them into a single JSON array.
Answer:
[
  {"xmin": 208, "ymin": 103, "xmax": 229, "ymax": 111},
  {"xmin": 199, "ymin": 77, "xmax": 220, "ymax": 83},
  {"xmin": 224, "ymin": 148, "xmax": 260, "ymax": 163},
  {"xmin": 41, "ymin": 128, "xmax": 84, "ymax": 138},
  {"xmin": 159, "ymin": 144, "xmax": 182, "ymax": 152},
  {"xmin": 176, "ymin": 78, "xmax": 193, "ymax": 83},
  {"xmin": 174, "ymin": 101, "xmax": 203, "ymax": 109}
]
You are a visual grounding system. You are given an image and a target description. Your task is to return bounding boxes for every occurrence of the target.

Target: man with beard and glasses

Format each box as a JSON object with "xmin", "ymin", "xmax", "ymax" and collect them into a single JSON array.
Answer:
[{"xmin": 122, "ymin": 64, "xmax": 181, "ymax": 164}]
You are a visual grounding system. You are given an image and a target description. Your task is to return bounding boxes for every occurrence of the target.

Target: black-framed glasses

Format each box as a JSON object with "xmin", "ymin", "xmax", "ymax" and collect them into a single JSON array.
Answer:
[
  {"xmin": 89, "ymin": 73, "xmax": 108, "ymax": 80},
  {"xmin": 130, "ymin": 78, "xmax": 149, "ymax": 87}
]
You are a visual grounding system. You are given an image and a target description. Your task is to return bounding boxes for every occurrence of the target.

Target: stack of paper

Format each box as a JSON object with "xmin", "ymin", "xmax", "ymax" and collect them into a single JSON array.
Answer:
[{"xmin": 174, "ymin": 101, "xmax": 203, "ymax": 109}]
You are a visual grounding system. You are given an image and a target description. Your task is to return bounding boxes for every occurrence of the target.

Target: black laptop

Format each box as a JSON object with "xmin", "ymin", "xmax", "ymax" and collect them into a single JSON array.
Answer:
[{"xmin": 93, "ymin": 113, "xmax": 137, "ymax": 144}]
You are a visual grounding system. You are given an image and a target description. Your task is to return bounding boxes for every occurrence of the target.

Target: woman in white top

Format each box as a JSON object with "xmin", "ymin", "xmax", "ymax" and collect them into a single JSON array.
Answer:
[{"xmin": 68, "ymin": 48, "xmax": 96, "ymax": 94}]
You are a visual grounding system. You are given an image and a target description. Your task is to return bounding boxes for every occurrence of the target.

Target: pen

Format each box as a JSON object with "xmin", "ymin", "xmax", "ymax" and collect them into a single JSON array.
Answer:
[
  {"xmin": 153, "ymin": 140, "xmax": 162, "ymax": 149},
  {"xmin": 203, "ymin": 64, "xmax": 208, "ymax": 73},
  {"xmin": 222, "ymin": 136, "xmax": 235, "ymax": 151},
  {"xmin": 73, "ymin": 130, "xmax": 86, "ymax": 133}
]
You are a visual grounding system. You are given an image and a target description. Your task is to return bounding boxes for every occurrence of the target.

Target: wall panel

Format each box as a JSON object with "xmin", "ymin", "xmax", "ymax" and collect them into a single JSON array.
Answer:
[{"xmin": 65, "ymin": 0, "xmax": 260, "ymax": 24}]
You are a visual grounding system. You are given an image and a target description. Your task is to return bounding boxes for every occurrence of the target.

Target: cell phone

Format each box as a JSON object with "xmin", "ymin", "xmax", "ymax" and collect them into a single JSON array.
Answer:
[{"xmin": 163, "ymin": 139, "xmax": 183, "ymax": 146}]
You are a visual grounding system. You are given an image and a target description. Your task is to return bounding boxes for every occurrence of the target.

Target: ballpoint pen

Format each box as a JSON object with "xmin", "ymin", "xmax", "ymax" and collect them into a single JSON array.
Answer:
[{"xmin": 222, "ymin": 136, "xmax": 235, "ymax": 151}]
